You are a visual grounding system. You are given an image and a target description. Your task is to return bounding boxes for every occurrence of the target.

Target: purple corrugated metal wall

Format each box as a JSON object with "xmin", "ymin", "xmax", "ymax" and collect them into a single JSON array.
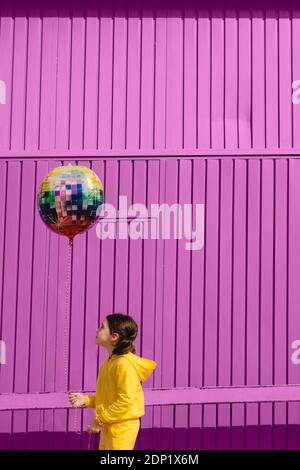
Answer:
[
  {"xmin": 1, "ymin": 0, "xmax": 300, "ymax": 154},
  {"xmin": 0, "ymin": 0, "xmax": 300, "ymax": 450}
]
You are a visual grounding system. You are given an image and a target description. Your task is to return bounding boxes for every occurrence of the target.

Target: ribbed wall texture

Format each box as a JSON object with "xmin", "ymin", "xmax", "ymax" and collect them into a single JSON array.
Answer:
[
  {"xmin": 0, "ymin": 157, "xmax": 300, "ymax": 450},
  {"xmin": 0, "ymin": 0, "xmax": 299, "ymax": 154},
  {"xmin": 0, "ymin": 0, "xmax": 300, "ymax": 450}
]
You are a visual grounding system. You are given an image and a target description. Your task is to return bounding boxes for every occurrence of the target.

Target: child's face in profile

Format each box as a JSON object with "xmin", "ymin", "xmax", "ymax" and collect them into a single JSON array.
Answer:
[{"xmin": 95, "ymin": 318, "xmax": 119, "ymax": 348}]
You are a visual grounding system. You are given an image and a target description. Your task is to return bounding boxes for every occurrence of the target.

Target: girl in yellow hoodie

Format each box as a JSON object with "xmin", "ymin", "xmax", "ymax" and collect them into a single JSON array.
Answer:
[{"xmin": 68, "ymin": 313, "xmax": 157, "ymax": 450}]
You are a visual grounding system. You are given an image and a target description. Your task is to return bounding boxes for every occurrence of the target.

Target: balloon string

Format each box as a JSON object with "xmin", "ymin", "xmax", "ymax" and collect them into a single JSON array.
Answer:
[
  {"xmin": 63, "ymin": 243, "xmax": 71, "ymax": 394},
  {"xmin": 88, "ymin": 433, "xmax": 92, "ymax": 450},
  {"xmin": 63, "ymin": 241, "xmax": 92, "ymax": 450},
  {"xmin": 63, "ymin": 243, "xmax": 80, "ymax": 438}
]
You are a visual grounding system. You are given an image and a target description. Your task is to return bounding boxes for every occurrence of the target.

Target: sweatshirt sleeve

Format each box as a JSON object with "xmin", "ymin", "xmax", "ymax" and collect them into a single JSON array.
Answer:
[
  {"xmin": 94, "ymin": 360, "xmax": 138, "ymax": 424},
  {"xmin": 85, "ymin": 395, "xmax": 96, "ymax": 408}
]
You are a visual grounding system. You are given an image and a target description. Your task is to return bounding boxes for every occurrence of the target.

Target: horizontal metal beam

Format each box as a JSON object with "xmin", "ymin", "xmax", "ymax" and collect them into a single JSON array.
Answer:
[
  {"xmin": 0, "ymin": 150, "xmax": 299, "ymax": 159},
  {"xmin": 1, "ymin": 385, "xmax": 300, "ymax": 410}
]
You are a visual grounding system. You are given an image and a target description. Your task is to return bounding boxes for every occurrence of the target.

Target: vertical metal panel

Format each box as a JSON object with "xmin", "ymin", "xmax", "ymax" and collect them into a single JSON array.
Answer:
[
  {"xmin": 274, "ymin": 159, "xmax": 288, "ymax": 449},
  {"xmin": 260, "ymin": 160, "xmax": 274, "ymax": 449},
  {"xmin": 217, "ymin": 159, "xmax": 233, "ymax": 449},
  {"xmin": 287, "ymin": 159, "xmax": 300, "ymax": 448}
]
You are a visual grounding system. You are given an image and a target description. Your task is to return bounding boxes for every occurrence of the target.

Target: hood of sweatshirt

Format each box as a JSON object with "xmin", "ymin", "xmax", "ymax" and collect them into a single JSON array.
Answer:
[{"xmin": 109, "ymin": 351, "xmax": 157, "ymax": 382}]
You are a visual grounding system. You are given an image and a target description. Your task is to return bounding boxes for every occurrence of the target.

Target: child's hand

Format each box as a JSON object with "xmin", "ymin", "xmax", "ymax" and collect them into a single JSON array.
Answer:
[
  {"xmin": 87, "ymin": 418, "xmax": 102, "ymax": 434},
  {"xmin": 68, "ymin": 392, "xmax": 86, "ymax": 408}
]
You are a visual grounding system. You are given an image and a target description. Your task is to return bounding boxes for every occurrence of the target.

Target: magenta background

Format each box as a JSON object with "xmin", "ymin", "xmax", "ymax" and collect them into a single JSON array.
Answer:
[{"xmin": 0, "ymin": 0, "xmax": 300, "ymax": 450}]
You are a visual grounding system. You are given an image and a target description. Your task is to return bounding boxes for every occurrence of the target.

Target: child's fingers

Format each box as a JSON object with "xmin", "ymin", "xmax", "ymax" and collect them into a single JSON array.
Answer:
[
  {"xmin": 86, "ymin": 423, "xmax": 101, "ymax": 434},
  {"xmin": 69, "ymin": 394, "xmax": 86, "ymax": 407},
  {"xmin": 68, "ymin": 396, "xmax": 80, "ymax": 407},
  {"xmin": 87, "ymin": 425, "xmax": 92, "ymax": 434}
]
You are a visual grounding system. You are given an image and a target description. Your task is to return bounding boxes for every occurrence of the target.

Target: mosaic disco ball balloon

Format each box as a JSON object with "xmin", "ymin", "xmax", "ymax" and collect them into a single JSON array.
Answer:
[{"xmin": 37, "ymin": 165, "xmax": 104, "ymax": 245}]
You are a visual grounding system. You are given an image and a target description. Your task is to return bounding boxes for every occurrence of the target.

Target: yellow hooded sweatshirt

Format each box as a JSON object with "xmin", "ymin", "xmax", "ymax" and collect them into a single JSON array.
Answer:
[{"xmin": 85, "ymin": 351, "xmax": 157, "ymax": 424}]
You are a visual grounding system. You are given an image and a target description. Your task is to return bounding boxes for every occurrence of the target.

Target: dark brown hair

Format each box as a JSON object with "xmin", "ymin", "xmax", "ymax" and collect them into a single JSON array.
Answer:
[{"xmin": 106, "ymin": 313, "xmax": 138, "ymax": 356}]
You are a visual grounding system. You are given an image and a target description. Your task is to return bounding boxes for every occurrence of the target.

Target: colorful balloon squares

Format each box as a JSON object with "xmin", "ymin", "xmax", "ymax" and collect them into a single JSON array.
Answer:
[{"xmin": 37, "ymin": 165, "xmax": 104, "ymax": 245}]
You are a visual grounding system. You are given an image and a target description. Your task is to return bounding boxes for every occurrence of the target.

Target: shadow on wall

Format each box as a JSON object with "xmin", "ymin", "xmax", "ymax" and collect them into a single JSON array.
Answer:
[
  {"xmin": 1, "ymin": 425, "xmax": 300, "ymax": 450},
  {"xmin": 3, "ymin": 0, "xmax": 292, "ymax": 19}
]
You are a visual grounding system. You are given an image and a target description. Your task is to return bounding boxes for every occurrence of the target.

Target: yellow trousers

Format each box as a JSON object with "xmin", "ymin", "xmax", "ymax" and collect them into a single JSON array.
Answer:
[{"xmin": 99, "ymin": 418, "xmax": 140, "ymax": 450}]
